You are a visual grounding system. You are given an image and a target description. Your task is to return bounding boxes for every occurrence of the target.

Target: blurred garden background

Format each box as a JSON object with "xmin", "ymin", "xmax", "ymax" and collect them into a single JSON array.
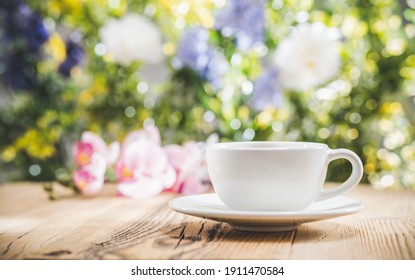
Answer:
[{"xmin": 1, "ymin": 0, "xmax": 415, "ymax": 191}]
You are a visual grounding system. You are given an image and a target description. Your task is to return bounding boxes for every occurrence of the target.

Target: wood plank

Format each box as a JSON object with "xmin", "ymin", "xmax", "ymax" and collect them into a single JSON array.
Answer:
[
  {"xmin": 0, "ymin": 182, "xmax": 414, "ymax": 259},
  {"xmin": 289, "ymin": 188, "xmax": 415, "ymax": 259}
]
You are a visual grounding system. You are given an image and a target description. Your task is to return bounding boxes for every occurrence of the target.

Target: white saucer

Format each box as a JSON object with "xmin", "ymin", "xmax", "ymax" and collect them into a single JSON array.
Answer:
[{"xmin": 169, "ymin": 193, "xmax": 363, "ymax": 232}]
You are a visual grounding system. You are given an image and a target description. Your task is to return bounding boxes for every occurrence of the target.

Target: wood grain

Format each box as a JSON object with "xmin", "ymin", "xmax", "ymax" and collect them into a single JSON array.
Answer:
[{"xmin": 0, "ymin": 182, "xmax": 414, "ymax": 260}]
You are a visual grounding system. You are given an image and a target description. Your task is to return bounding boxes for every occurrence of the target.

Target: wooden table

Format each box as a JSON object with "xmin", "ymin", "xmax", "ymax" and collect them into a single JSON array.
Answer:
[{"xmin": 0, "ymin": 182, "xmax": 414, "ymax": 260}]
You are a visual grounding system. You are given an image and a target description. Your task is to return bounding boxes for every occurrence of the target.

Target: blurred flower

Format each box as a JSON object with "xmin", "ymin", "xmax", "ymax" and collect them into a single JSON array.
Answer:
[
  {"xmin": 3, "ymin": 3, "xmax": 49, "ymax": 53},
  {"xmin": 164, "ymin": 142, "xmax": 205, "ymax": 194},
  {"xmin": 2, "ymin": 53, "xmax": 33, "ymax": 90},
  {"xmin": 73, "ymin": 153, "xmax": 106, "ymax": 194},
  {"xmin": 274, "ymin": 23, "xmax": 340, "ymax": 91},
  {"xmin": 0, "ymin": 1, "xmax": 22, "ymax": 11},
  {"xmin": 0, "ymin": 2, "xmax": 49, "ymax": 89},
  {"xmin": 116, "ymin": 137, "xmax": 176, "ymax": 199},
  {"xmin": 176, "ymin": 27, "xmax": 228, "ymax": 89},
  {"xmin": 214, "ymin": 0, "xmax": 265, "ymax": 51},
  {"xmin": 204, "ymin": 50, "xmax": 229, "ymax": 90},
  {"xmin": 72, "ymin": 131, "xmax": 120, "ymax": 167},
  {"xmin": 122, "ymin": 125, "xmax": 161, "ymax": 149},
  {"xmin": 59, "ymin": 38, "xmax": 84, "ymax": 76},
  {"xmin": 164, "ymin": 134, "xmax": 218, "ymax": 194},
  {"xmin": 176, "ymin": 27, "xmax": 210, "ymax": 72},
  {"xmin": 116, "ymin": 127, "xmax": 175, "ymax": 199},
  {"xmin": 99, "ymin": 14, "xmax": 164, "ymax": 66},
  {"xmin": 70, "ymin": 128, "xmax": 215, "ymax": 198},
  {"xmin": 250, "ymin": 67, "xmax": 283, "ymax": 111}
]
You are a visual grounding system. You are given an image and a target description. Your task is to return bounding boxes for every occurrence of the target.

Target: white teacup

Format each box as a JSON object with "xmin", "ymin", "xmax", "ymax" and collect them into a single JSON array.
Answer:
[{"xmin": 207, "ymin": 141, "xmax": 363, "ymax": 211}]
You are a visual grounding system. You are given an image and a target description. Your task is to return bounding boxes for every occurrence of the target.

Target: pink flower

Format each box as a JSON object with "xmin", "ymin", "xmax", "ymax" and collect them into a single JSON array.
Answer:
[
  {"xmin": 73, "ymin": 153, "xmax": 106, "ymax": 194},
  {"xmin": 73, "ymin": 142, "xmax": 94, "ymax": 166},
  {"xmin": 116, "ymin": 128, "xmax": 176, "ymax": 199},
  {"xmin": 122, "ymin": 126, "xmax": 160, "ymax": 148},
  {"xmin": 164, "ymin": 134, "xmax": 218, "ymax": 194},
  {"xmin": 164, "ymin": 141, "xmax": 209, "ymax": 195},
  {"xmin": 72, "ymin": 131, "xmax": 120, "ymax": 167},
  {"xmin": 71, "ymin": 127, "xmax": 217, "ymax": 198}
]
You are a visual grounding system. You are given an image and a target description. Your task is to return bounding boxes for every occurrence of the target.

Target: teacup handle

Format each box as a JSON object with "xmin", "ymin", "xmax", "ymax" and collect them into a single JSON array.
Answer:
[{"xmin": 316, "ymin": 148, "xmax": 364, "ymax": 202}]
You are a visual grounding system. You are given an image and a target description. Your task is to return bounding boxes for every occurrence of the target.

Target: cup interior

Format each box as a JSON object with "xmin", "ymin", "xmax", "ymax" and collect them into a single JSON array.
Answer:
[{"xmin": 209, "ymin": 141, "xmax": 327, "ymax": 151}]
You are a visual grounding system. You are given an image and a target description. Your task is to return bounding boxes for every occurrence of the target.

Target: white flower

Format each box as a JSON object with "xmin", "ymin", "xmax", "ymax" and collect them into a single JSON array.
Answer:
[
  {"xmin": 274, "ymin": 23, "xmax": 341, "ymax": 91},
  {"xmin": 99, "ymin": 14, "xmax": 164, "ymax": 66}
]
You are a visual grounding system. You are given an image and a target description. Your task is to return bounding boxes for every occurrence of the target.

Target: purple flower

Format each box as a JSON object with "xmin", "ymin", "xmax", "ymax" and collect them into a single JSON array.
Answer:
[
  {"xmin": 214, "ymin": 0, "xmax": 265, "ymax": 51},
  {"xmin": 202, "ymin": 51, "xmax": 229, "ymax": 90},
  {"xmin": 2, "ymin": 52, "xmax": 34, "ymax": 90},
  {"xmin": 0, "ymin": 3, "xmax": 49, "ymax": 89},
  {"xmin": 250, "ymin": 67, "xmax": 283, "ymax": 111},
  {"xmin": 0, "ymin": 1, "xmax": 22, "ymax": 11},
  {"xmin": 176, "ymin": 27, "xmax": 228, "ymax": 89},
  {"xmin": 59, "ymin": 38, "xmax": 84, "ymax": 77},
  {"xmin": 3, "ymin": 3, "xmax": 49, "ymax": 53},
  {"xmin": 176, "ymin": 27, "xmax": 210, "ymax": 73}
]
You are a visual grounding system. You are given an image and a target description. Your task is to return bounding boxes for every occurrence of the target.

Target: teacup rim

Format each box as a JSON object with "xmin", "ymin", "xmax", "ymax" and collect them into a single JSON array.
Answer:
[{"xmin": 208, "ymin": 141, "xmax": 328, "ymax": 151}]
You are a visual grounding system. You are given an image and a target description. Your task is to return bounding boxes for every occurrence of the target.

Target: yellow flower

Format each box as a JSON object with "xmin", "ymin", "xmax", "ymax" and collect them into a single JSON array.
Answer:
[
  {"xmin": 1, "ymin": 147, "xmax": 17, "ymax": 162},
  {"xmin": 44, "ymin": 33, "xmax": 66, "ymax": 63},
  {"xmin": 14, "ymin": 129, "xmax": 57, "ymax": 159}
]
